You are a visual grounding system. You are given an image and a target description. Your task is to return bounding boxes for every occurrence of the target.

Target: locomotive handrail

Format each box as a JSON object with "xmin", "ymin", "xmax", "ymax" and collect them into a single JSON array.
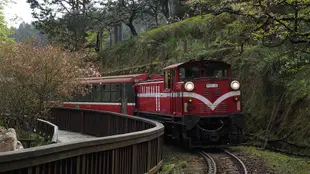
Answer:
[{"xmin": 0, "ymin": 108, "xmax": 164, "ymax": 174}]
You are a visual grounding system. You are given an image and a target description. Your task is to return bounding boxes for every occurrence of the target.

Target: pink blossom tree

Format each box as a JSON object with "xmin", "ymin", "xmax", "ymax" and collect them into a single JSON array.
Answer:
[{"xmin": 0, "ymin": 43, "xmax": 100, "ymax": 130}]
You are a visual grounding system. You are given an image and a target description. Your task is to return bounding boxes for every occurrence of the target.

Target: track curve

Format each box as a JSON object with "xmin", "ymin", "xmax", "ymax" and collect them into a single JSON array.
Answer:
[
  {"xmin": 199, "ymin": 151, "xmax": 217, "ymax": 174},
  {"xmin": 199, "ymin": 148, "xmax": 248, "ymax": 174}
]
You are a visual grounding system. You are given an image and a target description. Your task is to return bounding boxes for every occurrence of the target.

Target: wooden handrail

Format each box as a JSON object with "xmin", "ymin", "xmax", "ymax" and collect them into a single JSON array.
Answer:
[{"xmin": 0, "ymin": 108, "xmax": 164, "ymax": 174}]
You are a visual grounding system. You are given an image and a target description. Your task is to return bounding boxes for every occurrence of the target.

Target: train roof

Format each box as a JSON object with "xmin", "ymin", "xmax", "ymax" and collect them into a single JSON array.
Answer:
[
  {"xmin": 163, "ymin": 60, "xmax": 231, "ymax": 70},
  {"xmin": 80, "ymin": 73, "xmax": 149, "ymax": 84}
]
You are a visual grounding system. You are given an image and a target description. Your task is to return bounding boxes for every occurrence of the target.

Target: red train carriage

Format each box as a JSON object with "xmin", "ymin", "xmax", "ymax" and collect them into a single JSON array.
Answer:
[
  {"xmin": 61, "ymin": 74, "xmax": 161, "ymax": 115},
  {"xmin": 133, "ymin": 60, "xmax": 245, "ymax": 147},
  {"xmin": 60, "ymin": 59, "xmax": 245, "ymax": 148}
]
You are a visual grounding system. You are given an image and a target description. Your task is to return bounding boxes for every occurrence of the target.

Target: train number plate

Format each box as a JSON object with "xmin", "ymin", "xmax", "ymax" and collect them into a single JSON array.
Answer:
[{"xmin": 206, "ymin": 84, "xmax": 218, "ymax": 88}]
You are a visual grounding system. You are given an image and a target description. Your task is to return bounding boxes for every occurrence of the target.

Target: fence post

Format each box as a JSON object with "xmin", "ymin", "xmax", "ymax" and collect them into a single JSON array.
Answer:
[
  {"xmin": 147, "ymin": 141, "xmax": 152, "ymax": 171},
  {"xmin": 132, "ymin": 144, "xmax": 137, "ymax": 174}
]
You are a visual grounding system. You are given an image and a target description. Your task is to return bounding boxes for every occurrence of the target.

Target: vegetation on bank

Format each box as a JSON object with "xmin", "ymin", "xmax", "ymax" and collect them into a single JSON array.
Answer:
[
  {"xmin": 99, "ymin": 13, "xmax": 310, "ymax": 154},
  {"xmin": 0, "ymin": 119, "xmax": 49, "ymax": 147},
  {"xmin": 17, "ymin": 131, "xmax": 49, "ymax": 147},
  {"xmin": 159, "ymin": 145, "xmax": 206, "ymax": 174},
  {"xmin": 233, "ymin": 146, "xmax": 310, "ymax": 174}
]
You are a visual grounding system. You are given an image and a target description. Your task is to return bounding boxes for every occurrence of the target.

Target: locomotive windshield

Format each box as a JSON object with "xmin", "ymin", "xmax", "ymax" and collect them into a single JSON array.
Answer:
[
  {"xmin": 179, "ymin": 65, "xmax": 200, "ymax": 80},
  {"xmin": 179, "ymin": 61, "xmax": 228, "ymax": 81}
]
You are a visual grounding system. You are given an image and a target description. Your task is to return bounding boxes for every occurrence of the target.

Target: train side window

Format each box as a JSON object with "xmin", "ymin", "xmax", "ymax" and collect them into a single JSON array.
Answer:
[
  {"xmin": 164, "ymin": 71, "xmax": 171, "ymax": 89},
  {"xmin": 127, "ymin": 82, "xmax": 134, "ymax": 103},
  {"xmin": 84, "ymin": 85, "xmax": 92, "ymax": 101},
  {"xmin": 102, "ymin": 84, "xmax": 110, "ymax": 102},
  {"xmin": 111, "ymin": 84, "xmax": 121, "ymax": 102},
  {"xmin": 72, "ymin": 92, "xmax": 82, "ymax": 102},
  {"xmin": 93, "ymin": 84, "xmax": 101, "ymax": 102},
  {"xmin": 102, "ymin": 84, "xmax": 110, "ymax": 91},
  {"xmin": 179, "ymin": 67, "xmax": 185, "ymax": 81}
]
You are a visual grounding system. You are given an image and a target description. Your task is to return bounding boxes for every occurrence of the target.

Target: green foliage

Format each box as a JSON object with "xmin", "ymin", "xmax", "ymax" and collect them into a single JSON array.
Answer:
[
  {"xmin": 27, "ymin": 0, "xmax": 95, "ymax": 51},
  {"xmin": 17, "ymin": 131, "xmax": 49, "ymax": 147},
  {"xmin": 10, "ymin": 22, "xmax": 48, "ymax": 45},
  {"xmin": 100, "ymin": 14, "xmax": 214, "ymax": 70},
  {"xmin": 234, "ymin": 146, "xmax": 310, "ymax": 174},
  {"xmin": 86, "ymin": 31, "xmax": 97, "ymax": 44},
  {"xmin": 0, "ymin": 6, "xmax": 15, "ymax": 44},
  {"xmin": 104, "ymin": 0, "xmax": 148, "ymax": 36},
  {"xmin": 26, "ymin": 0, "xmax": 168, "ymax": 51},
  {"xmin": 159, "ymin": 163, "xmax": 175, "ymax": 174},
  {"xmin": 197, "ymin": 0, "xmax": 310, "ymax": 52}
]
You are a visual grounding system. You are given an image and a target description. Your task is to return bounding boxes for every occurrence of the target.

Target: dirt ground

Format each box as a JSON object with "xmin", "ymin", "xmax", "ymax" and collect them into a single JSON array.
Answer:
[
  {"xmin": 231, "ymin": 146, "xmax": 310, "ymax": 174},
  {"xmin": 159, "ymin": 144, "xmax": 208, "ymax": 174},
  {"xmin": 228, "ymin": 147, "xmax": 276, "ymax": 174}
]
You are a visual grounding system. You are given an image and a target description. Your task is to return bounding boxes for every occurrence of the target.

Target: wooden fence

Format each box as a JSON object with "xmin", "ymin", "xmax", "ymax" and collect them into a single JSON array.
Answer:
[{"xmin": 0, "ymin": 108, "xmax": 164, "ymax": 174}]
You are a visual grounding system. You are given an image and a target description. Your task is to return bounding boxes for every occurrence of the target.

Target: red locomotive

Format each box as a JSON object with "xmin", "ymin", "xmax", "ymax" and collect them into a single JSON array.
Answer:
[{"xmin": 61, "ymin": 59, "xmax": 245, "ymax": 148}]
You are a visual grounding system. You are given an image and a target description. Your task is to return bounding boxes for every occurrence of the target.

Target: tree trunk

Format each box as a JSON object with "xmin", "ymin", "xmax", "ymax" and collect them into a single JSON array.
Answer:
[
  {"xmin": 168, "ymin": 0, "xmax": 181, "ymax": 17},
  {"xmin": 118, "ymin": 24, "xmax": 123, "ymax": 41},
  {"xmin": 113, "ymin": 25, "xmax": 119, "ymax": 44},
  {"xmin": 155, "ymin": 11, "xmax": 159, "ymax": 27},
  {"xmin": 109, "ymin": 31, "xmax": 112, "ymax": 46},
  {"xmin": 106, "ymin": 27, "xmax": 112, "ymax": 47},
  {"xmin": 161, "ymin": 0, "xmax": 169, "ymax": 18},
  {"xmin": 126, "ymin": 22, "xmax": 138, "ymax": 36},
  {"xmin": 95, "ymin": 31, "xmax": 102, "ymax": 52}
]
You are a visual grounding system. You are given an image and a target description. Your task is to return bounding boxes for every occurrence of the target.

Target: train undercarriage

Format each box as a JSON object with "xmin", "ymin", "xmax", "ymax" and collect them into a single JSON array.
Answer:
[{"xmin": 133, "ymin": 111, "xmax": 245, "ymax": 148}]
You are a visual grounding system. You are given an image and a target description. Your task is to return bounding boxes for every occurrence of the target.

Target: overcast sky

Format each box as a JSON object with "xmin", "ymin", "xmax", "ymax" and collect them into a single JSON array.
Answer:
[{"xmin": 3, "ymin": 0, "xmax": 33, "ymax": 28}]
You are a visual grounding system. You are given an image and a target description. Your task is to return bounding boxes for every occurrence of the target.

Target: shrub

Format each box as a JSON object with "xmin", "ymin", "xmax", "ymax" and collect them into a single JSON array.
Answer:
[{"xmin": 0, "ymin": 43, "xmax": 100, "ymax": 130}]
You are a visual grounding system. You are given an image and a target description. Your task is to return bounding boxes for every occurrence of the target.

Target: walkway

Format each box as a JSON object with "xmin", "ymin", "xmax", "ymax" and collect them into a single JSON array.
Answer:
[{"xmin": 57, "ymin": 130, "xmax": 95, "ymax": 143}]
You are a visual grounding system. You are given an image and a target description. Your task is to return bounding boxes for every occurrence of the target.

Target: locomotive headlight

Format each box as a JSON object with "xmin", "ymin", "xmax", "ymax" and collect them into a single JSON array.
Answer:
[
  {"xmin": 230, "ymin": 80, "xmax": 240, "ymax": 90},
  {"xmin": 185, "ymin": 81, "xmax": 194, "ymax": 91}
]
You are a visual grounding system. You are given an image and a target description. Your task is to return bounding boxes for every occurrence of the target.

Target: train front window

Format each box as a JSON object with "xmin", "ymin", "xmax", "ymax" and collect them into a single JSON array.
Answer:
[
  {"xmin": 179, "ymin": 66, "xmax": 200, "ymax": 81},
  {"xmin": 179, "ymin": 62, "xmax": 228, "ymax": 81},
  {"xmin": 201, "ymin": 63, "xmax": 228, "ymax": 78}
]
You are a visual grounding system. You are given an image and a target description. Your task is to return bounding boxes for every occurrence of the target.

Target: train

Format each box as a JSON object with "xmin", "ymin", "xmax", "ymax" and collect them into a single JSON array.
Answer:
[{"xmin": 60, "ymin": 59, "xmax": 245, "ymax": 148}]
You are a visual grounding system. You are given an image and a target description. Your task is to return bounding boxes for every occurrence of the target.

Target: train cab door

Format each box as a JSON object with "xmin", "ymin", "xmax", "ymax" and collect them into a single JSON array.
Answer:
[
  {"xmin": 163, "ymin": 70, "xmax": 171, "ymax": 114},
  {"xmin": 121, "ymin": 83, "xmax": 128, "ymax": 114},
  {"xmin": 170, "ymin": 70, "xmax": 177, "ymax": 115},
  {"xmin": 163, "ymin": 69, "xmax": 177, "ymax": 115}
]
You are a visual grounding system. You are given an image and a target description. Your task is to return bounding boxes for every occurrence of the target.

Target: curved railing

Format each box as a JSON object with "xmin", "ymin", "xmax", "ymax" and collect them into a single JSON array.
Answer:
[
  {"xmin": 0, "ymin": 108, "xmax": 164, "ymax": 174},
  {"xmin": 0, "ymin": 116, "xmax": 59, "ymax": 147},
  {"xmin": 36, "ymin": 118, "xmax": 59, "ymax": 143}
]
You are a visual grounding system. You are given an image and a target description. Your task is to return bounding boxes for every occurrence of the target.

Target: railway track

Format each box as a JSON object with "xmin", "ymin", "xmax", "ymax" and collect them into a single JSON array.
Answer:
[{"xmin": 199, "ymin": 148, "xmax": 248, "ymax": 174}]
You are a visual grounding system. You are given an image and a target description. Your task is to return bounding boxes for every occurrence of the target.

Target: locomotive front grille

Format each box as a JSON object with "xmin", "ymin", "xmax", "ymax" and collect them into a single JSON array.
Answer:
[
  {"xmin": 215, "ymin": 102, "xmax": 228, "ymax": 112},
  {"xmin": 202, "ymin": 88, "xmax": 222, "ymax": 97},
  {"xmin": 198, "ymin": 102, "xmax": 228, "ymax": 114},
  {"xmin": 198, "ymin": 104, "xmax": 212, "ymax": 114}
]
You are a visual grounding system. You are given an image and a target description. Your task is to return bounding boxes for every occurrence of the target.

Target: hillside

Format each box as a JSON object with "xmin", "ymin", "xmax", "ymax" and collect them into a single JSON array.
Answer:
[{"xmin": 99, "ymin": 13, "xmax": 310, "ymax": 155}]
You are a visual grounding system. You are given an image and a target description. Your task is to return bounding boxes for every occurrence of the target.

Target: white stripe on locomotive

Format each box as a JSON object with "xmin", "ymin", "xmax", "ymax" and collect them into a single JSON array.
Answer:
[
  {"xmin": 63, "ymin": 102, "xmax": 135, "ymax": 106},
  {"xmin": 137, "ymin": 91, "xmax": 240, "ymax": 111}
]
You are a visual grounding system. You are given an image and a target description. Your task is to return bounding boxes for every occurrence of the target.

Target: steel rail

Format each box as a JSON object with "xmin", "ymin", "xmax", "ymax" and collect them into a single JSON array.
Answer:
[
  {"xmin": 200, "ymin": 148, "xmax": 248, "ymax": 174},
  {"xmin": 199, "ymin": 151, "xmax": 217, "ymax": 174},
  {"xmin": 221, "ymin": 148, "xmax": 248, "ymax": 174}
]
